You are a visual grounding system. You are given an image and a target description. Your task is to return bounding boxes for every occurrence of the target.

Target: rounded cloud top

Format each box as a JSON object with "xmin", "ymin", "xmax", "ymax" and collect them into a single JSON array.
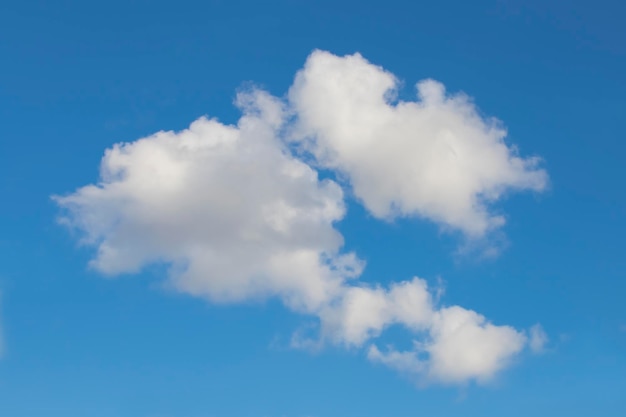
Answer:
[{"xmin": 289, "ymin": 50, "xmax": 548, "ymax": 236}]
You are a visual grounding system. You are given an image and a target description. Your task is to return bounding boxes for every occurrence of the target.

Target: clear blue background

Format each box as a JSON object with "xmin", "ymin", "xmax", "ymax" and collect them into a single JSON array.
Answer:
[{"xmin": 1, "ymin": 0, "xmax": 625, "ymax": 416}]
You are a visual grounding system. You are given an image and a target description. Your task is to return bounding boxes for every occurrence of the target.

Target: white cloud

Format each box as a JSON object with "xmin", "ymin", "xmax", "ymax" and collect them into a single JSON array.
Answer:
[
  {"xmin": 318, "ymin": 278, "xmax": 433, "ymax": 346},
  {"xmin": 425, "ymin": 306, "xmax": 527, "ymax": 383},
  {"xmin": 368, "ymin": 306, "xmax": 527, "ymax": 385},
  {"xmin": 55, "ymin": 51, "xmax": 546, "ymax": 386},
  {"xmin": 289, "ymin": 50, "xmax": 548, "ymax": 237},
  {"xmin": 55, "ymin": 90, "xmax": 364, "ymax": 314},
  {"xmin": 368, "ymin": 344, "xmax": 426, "ymax": 375}
]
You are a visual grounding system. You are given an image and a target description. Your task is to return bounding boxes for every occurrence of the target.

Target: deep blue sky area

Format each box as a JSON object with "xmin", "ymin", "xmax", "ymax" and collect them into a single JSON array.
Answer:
[{"xmin": 1, "ymin": 1, "xmax": 625, "ymax": 416}]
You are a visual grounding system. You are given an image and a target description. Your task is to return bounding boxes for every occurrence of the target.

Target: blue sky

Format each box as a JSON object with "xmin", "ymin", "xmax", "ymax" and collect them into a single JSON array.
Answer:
[{"xmin": 1, "ymin": 0, "xmax": 626, "ymax": 416}]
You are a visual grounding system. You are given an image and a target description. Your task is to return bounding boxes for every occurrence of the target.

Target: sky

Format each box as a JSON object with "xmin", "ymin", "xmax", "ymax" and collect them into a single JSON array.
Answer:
[{"xmin": 1, "ymin": 0, "xmax": 625, "ymax": 416}]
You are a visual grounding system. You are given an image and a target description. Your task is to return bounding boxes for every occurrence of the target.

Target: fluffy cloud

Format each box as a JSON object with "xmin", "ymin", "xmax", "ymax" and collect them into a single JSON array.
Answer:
[
  {"xmin": 318, "ymin": 278, "xmax": 434, "ymax": 346},
  {"xmin": 55, "ymin": 90, "xmax": 363, "ymax": 314},
  {"xmin": 289, "ymin": 50, "xmax": 547, "ymax": 237},
  {"xmin": 368, "ymin": 305, "xmax": 527, "ymax": 384},
  {"xmin": 55, "ymin": 51, "xmax": 546, "ymax": 386}
]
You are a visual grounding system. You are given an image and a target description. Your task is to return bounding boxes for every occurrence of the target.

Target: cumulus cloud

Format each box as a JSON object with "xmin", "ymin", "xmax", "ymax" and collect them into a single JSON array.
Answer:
[
  {"xmin": 55, "ymin": 51, "xmax": 546, "ymax": 386},
  {"xmin": 289, "ymin": 50, "xmax": 547, "ymax": 237},
  {"xmin": 318, "ymin": 278, "xmax": 434, "ymax": 346},
  {"xmin": 368, "ymin": 306, "xmax": 527, "ymax": 384},
  {"xmin": 55, "ymin": 90, "xmax": 363, "ymax": 314}
]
